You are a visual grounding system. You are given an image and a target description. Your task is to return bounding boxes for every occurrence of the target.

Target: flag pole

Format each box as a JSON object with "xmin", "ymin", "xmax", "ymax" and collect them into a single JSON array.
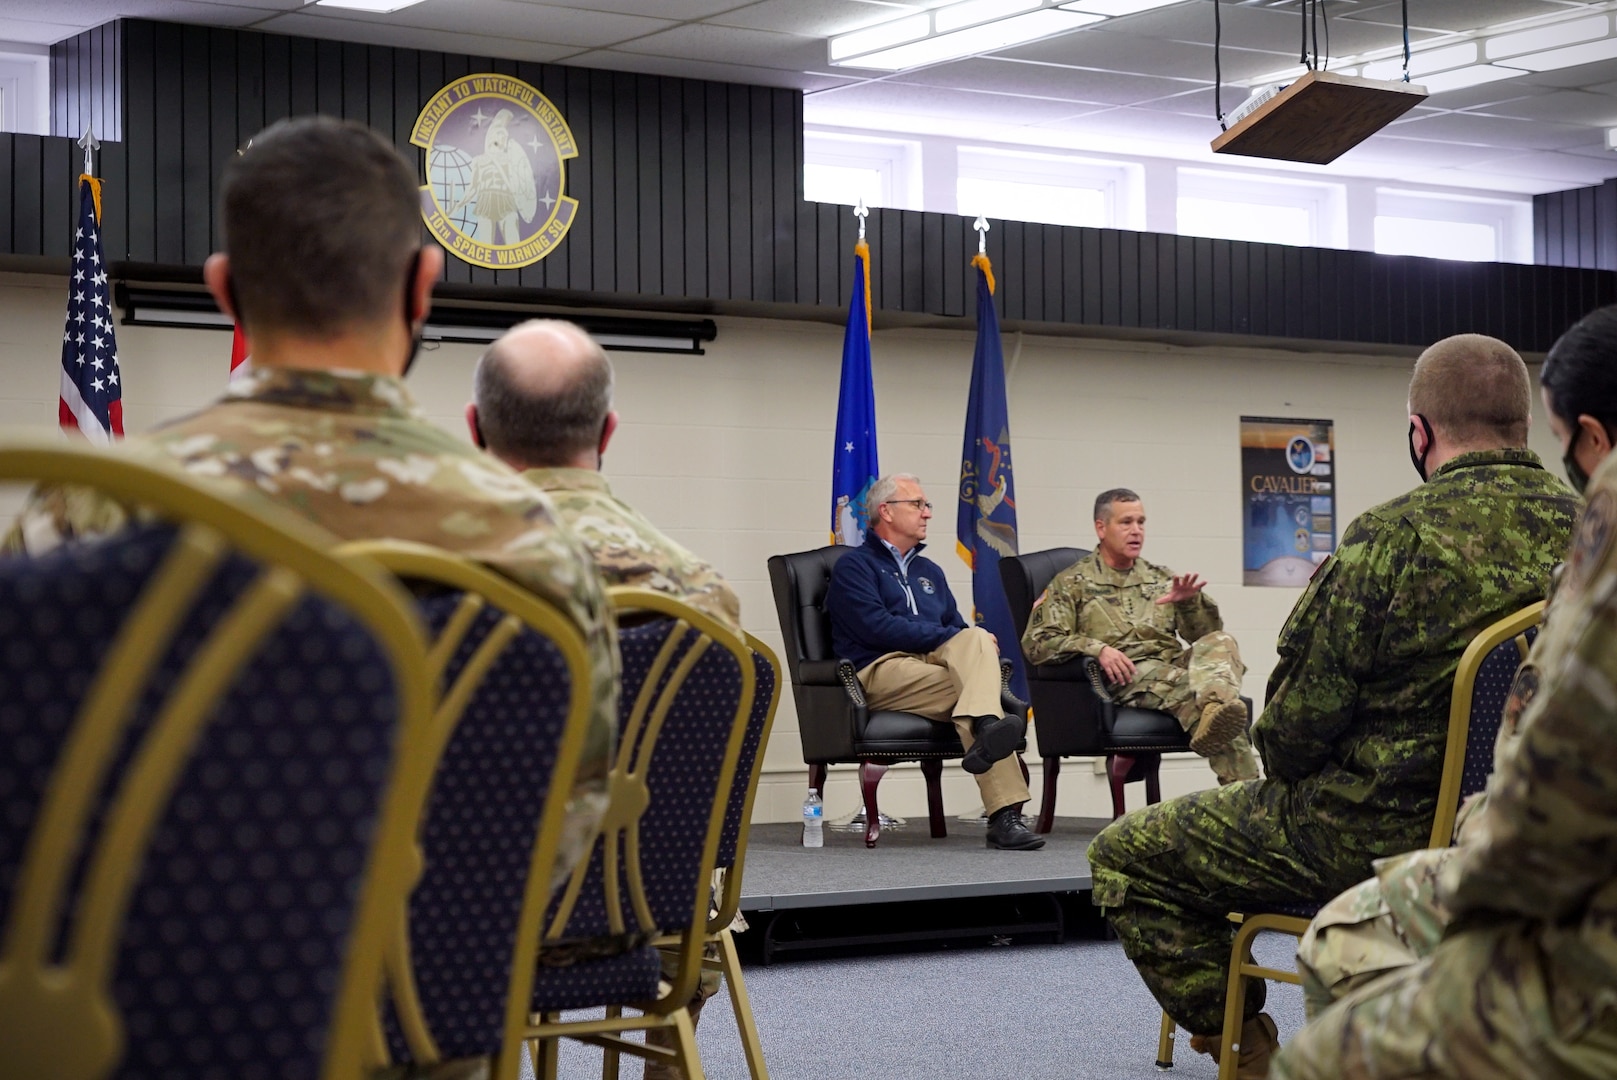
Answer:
[{"xmin": 78, "ymin": 126, "xmax": 99, "ymax": 176}]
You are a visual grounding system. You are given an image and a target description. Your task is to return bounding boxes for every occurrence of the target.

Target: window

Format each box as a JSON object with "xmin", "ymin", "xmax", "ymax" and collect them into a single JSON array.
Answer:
[
  {"xmin": 0, "ymin": 50, "xmax": 48, "ymax": 135},
  {"xmin": 956, "ymin": 147, "xmax": 1140, "ymax": 229},
  {"xmin": 803, "ymin": 131, "xmax": 920, "ymax": 209},
  {"xmin": 1374, "ymin": 190, "xmax": 1530, "ymax": 263},
  {"xmin": 1176, "ymin": 169, "xmax": 1346, "ymax": 248}
]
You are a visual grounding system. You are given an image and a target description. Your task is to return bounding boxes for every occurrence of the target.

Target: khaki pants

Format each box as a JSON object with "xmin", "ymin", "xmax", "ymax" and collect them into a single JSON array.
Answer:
[{"xmin": 856, "ymin": 626, "xmax": 1031, "ymax": 815}]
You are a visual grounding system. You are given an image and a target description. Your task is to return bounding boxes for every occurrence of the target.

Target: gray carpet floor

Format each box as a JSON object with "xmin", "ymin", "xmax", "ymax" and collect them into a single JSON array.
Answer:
[{"xmin": 539, "ymin": 932, "xmax": 1307, "ymax": 1079}]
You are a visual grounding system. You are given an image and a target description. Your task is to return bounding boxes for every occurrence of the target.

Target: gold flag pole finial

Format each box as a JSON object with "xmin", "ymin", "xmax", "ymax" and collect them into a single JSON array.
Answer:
[
  {"xmin": 854, "ymin": 196, "xmax": 868, "ymax": 242},
  {"xmin": 77, "ymin": 126, "xmax": 100, "ymax": 176},
  {"xmin": 973, "ymin": 215, "xmax": 989, "ymax": 255}
]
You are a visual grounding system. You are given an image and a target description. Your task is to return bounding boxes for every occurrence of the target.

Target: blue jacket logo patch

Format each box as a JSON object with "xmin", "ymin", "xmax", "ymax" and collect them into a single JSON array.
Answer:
[{"xmin": 917, "ymin": 576, "xmax": 936, "ymax": 594}]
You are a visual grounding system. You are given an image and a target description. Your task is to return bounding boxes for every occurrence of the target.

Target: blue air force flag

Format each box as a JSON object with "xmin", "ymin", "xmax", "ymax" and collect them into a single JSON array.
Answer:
[
  {"xmin": 957, "ymin": 253, "xmax": 1026, "ymax": 700},
  {"xmin": 831, "ymin": 239, "xmax": 879, "ymax": 546},
  {"xmin": 59, "ymin": 175, "xmax": 123, "ymax": 442}
]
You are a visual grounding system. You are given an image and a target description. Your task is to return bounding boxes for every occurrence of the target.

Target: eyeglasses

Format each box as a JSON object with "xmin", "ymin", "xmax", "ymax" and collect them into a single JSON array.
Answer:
[{"xmin": 885, "ymin": 499, "xmax": 933, "ymax": 510}]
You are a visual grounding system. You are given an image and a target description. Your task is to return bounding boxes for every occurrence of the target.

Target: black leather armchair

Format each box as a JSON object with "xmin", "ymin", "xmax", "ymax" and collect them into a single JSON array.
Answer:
[
  {"xmin": 999, "ymin": 546, "xmax": 1192, "ymax": 831},
  {"xmin": 768, "ymin": 545, "xmax": 1026, "ymax": 848}
]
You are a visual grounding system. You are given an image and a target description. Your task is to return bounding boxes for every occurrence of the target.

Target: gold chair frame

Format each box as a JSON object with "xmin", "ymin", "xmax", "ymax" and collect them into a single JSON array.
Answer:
[
  {"xmin": 670, "ymin": 631, "xmax": 781, "ymax": 1080},
  {"xmin": 1156, "ymin": 600, "xmax": 1546, "ymax": 1078},
  {"xmin": 336, "ymin": 539, "xmax": 596, "ymax": 1080},
  {"xmin": 0, "ymin": 444, "xmax": 434, "ymax": 1080},
  {"xmin": 528, "ymin": 588, "xmax": 755, "ymax": 1080}
]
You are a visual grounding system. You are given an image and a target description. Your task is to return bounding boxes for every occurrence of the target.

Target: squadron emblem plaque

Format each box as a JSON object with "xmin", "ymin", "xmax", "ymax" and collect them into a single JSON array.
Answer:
[{"xmin": 411, "ymin": 73, "xmax": 578, "ymax": 269}]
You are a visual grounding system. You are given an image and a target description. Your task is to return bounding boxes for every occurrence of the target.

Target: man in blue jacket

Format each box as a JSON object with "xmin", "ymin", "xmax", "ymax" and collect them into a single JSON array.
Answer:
[{"xmin": 826, "ymin": 472, "xmax": 1043, "ymax": 851}]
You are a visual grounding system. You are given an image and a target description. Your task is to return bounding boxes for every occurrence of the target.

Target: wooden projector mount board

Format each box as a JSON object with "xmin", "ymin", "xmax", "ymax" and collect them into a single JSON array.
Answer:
[{"xmin": 1212, "ymin": 69, "xmax": 1429, "ymax": 165}]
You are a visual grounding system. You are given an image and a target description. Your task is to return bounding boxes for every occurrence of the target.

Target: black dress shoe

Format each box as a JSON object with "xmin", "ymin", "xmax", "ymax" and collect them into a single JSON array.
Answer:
[
  {"xmin": 986, "ymin": 806, "xmax": 1045, "ymax": 850},
  {"xmin": 961, "ymin": 713, "xmax": 1025, "ymax": 775}
]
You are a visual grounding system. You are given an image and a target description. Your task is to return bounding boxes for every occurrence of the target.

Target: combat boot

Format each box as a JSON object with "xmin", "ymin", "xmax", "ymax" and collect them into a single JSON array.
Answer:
[
  {"xmin": 1191, "ymin": 699, "xmax": 1248, "ymax": 755},
  {"xmin": 1188, "ymin": 1013, "xmax": 1280, "ymax": 1079}
]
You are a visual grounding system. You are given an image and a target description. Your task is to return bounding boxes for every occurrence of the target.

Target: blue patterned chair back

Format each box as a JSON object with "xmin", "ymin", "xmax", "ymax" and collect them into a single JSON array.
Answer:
[
  {"xmin": 330, "ymin": 540, "xmax": 598, "ymax": 1080},
  {"xmin": 385, "ymin": 596, "xmax": 578, "ymax": 1064},
  {"xmin": 717, "ymin": 647, "xmax": 779, "ymax": 872},
  {"xmin": 0, "ymin": 447, "xmax": 430, "ymax": 1080},
  {"xmin": 1430, "ymin": 602, "xmax": 1544, "ymax": 848},
  {"xmin": 537, "ymin": 592, "xmax": 752, "ymax": 1017},
  {"xmin": 1462, "ymin": 627, "xmax": 1537, "ymax": 801}
]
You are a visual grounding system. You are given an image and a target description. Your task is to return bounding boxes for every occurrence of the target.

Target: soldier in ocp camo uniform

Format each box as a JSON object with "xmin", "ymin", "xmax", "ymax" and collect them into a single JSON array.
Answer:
[
  {"xmin": 1279, "ymin": 307, "xmax": 1617, "ymax": 1078},
  {"xmin": 464, "ymin": 318, "xmax": 741, "ymax": 1080},
  {"xmin": 1086, "ymin": 335, "xmax": 1579, "ymax": 1078},
  {"xmin": 466, "ymin": 319, "xmax": 740, "ymax": 633},
  {"xmin": 2, "ymin": 117, "xmax": 618, "ymax": 899},
  {"xmin": 1273, "ymin": 326, "xmax": 1617, "ymax": 1080},
  {"xmin": 1022, "ymin": 487, "xmax": 1259, "ymax": 784}
]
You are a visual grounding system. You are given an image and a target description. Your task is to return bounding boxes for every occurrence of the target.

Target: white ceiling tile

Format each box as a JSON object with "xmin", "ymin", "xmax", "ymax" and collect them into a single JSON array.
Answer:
[
  {"xmin": 1333, "ymin": 136, "xmax": 1522, "ymax": 169},
  {"xmin": 254, "ymin": 11, "xmax": 581, "ymax": 63},
  {"xmin": 1112, "ymin": 4, "xmax": 1442, "ymax": 59},
  {"xmin": 889, "ymin": 56, "xmax": 1204, "ymax": 106},
  {"xmin": 1513, "ymin": 61, "xmax": 1617, "ymax": 90},
  {"xmin": 1391, "ymin": 110, "xmax": 1597, "ymax": 151},
  {"xmin": 808, "ymin": 79, "xmax": 1098, "ymax": 124},
  {"xmin": 1031, "ymin": 106, "xmax": 1218, "ymax": 144},
  {"xmin": 610, "ymin": 22, "xmax": 824, "ymax": 72},
  {"xmin": 1340, "ymin": 0, "xmax": 1582, "ymax": 34},
  {"xmin": 0, "ymin": 18, "xmax": 87, "ymax": 45},
  {"xmin": 707, "ymin": 0, "xmax": 917, "ymax": 37},
  {"xmin": 306, "ymin": 0, "xmax": 675, "ymax": 49},
  {"xmin": 514, "ymin": 0, "xmax": 754, "ymax": 17},
  {"xmin": 1469, "ymin": 151, "xmax": 1617, "ymax": 185},
  {"xmin": 1470, "ymin": 90, "xmax": 1617, "ymax": 126},
  {"xmin": 564, "ymin": 48, "xmax": 850, "ymax": 91}
]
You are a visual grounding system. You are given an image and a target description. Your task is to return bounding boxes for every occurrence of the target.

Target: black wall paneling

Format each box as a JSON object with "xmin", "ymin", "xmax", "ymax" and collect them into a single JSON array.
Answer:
[
  {"xmin": 1537, "ymin": 177, "xmax": 1617, "ymax": 272},
  {"xmin": 19, "ymin": 17, "xmax": 1617, "ymax": 353}
]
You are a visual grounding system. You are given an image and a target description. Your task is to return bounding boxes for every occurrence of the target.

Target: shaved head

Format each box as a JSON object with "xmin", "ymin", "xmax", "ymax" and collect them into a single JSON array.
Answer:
[
  {"xmin": 473, "ymin": 319, "xmax": 614, "ymax": 468},
  {"xmin": 1409, "ymin": 334, "xmax": 1530, "ymax": 448}
]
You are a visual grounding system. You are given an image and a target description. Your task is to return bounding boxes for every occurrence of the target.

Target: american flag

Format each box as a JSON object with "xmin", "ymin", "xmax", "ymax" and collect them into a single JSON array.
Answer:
[{"xmin": 59, "ymin": 174, "xmax": 123, "ymax": 443}]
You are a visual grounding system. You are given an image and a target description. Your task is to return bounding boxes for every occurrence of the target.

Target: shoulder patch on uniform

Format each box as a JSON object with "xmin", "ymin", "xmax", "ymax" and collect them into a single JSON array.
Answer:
[
  {"xmin": 1501, "ymin": 665, "xmax": 1540, "ymax": 736},
  {"xmin": 1564, "ymin": 489, "xmax": 1617, "ymax": 603}
]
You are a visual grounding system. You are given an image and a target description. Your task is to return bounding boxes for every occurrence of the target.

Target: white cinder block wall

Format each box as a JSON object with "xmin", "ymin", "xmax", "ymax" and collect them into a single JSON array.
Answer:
[{"xmin": 0, "ymin": 270, "xmax": 1571, "ymax": 823}]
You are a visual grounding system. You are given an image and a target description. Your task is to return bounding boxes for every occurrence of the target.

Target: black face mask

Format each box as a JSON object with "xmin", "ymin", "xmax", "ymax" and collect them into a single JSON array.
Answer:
[
  {"xmin": 400, "ymin": 249, "xmax": 426, "ymax": 378},
  {"xmin": 1408, "ymin": 414, "xmax": 1434, "ymax": 483},
  {"xmin": 1564, "ymin": 425, "xmax": 1591, "ymax": 495}
]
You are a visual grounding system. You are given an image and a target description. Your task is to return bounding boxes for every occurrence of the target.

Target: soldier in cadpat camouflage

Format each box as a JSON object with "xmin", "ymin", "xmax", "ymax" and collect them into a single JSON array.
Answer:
[
  {"xmin": 466, "ymin": 318, "xmax": 740, "ymax": 632},
  {"xmin": 2, "ymin": 116, "xmax": 618, "ymax": 894},
  {"xmin": 1022, "ymin": 488, "xmax": 1259, "ymax": 784},
  {"xmin": 465, "ymin": 317, "xmax": 739, "ymax": 1080},
  {"xmin": 1084, "ymin": 334, "xmax": 1578, "ymax": 1078},
  {"xmin": 1274, "ymin": 308, "xmax": 1617, "ymax": 1079}
]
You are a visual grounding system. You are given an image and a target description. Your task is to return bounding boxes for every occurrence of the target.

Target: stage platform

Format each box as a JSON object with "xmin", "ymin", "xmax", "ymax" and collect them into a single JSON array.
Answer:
[{"xmin": 739, "ymin": 817, "xmax": 1105, "ymax": 912}]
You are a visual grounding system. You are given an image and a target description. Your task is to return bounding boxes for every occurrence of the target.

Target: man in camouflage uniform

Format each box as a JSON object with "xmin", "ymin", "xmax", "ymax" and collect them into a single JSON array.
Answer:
[
  {"xmin": 1086, "ymin": 334, "xmax": 1578, "ymax": 1077},
  {"xmin": 1271, "ymin": 426, "xmax": 1617, "ymax": 1080},
  {"xmin": 466, "ymin": 318, "xmax": 739, "ymax": 631},
  {"xmin": 1021, "ymin": 488, "xmax": 1260, "ymax": 784},
  {"xmin": 465, "ymin": 318, "xmax": 738, "ymax": 1080},
  {"xmin": 3, "ymin": 117, "xmax": 618, "ymax": 889}
]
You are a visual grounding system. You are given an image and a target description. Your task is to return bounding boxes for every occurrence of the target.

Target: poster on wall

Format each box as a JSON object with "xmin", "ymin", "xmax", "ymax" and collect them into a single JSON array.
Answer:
[{"xmin": 1241, "ymin": 416, "xmax": 1337, "ymax": 587}]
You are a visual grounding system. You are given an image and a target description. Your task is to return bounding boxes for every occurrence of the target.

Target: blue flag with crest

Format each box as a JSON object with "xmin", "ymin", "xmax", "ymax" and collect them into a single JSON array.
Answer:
[
  {"xmin": 831, "ymin": 239, "xmax": 879, "ymax": 546},
  {"xmin": 957, "ymin": 253, "xmax": 1026, "ymax": 701}
]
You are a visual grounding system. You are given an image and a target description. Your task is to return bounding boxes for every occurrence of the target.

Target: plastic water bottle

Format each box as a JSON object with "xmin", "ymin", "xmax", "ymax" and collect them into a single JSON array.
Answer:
[{"xmin": 802, "ymin": 790, "xmax": 824, "ymax": 848}]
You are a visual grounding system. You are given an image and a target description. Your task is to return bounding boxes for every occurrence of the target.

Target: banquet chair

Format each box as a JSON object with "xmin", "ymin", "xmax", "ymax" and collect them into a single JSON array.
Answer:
[
  {"xmin": 336, "ymin": 540, "xmax": 599, "ymax": 1080},
  {"xmin": 0, "ymin": 443, "xmax": 432, "ymax": 1080}
]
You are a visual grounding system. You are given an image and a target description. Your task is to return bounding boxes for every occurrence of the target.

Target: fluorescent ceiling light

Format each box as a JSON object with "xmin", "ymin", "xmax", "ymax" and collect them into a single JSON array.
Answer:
[
  {"xmin": 839, "ymin": 8, "xmax": 1103, "ymax": 70},
  {"xmin": 829, "ymin": 12, "xmax": 930, "ymax": 61},
  {"xmin": 1361, "ymin": 41, "xmax": 1476, "ymax": 81},
  {"xmin": 1060, "ymin": 0, "xmax": 1186, "ymax": 15},
  {"xmin": 935, "ymin": 0, "xmax": 1043, "ymax": 34},
  {"xmin": 1505, "ymin": 36, "xmax": 1617, "ymax": 72},
  {"xmin": 309, "ymin": 0, "xmax": 427, "ymax": 11},
  {"xmin": 1485, "ymin": 15, "xmax": 1608, "ymax": 61},
  {"xmin": 1416, "ymin": 64, "xmax": 1522, "ymax": 95}
]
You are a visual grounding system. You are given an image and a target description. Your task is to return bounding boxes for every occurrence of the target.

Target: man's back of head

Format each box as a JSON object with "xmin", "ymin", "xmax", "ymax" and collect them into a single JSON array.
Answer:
[
  {"xmin": 472, "ymin": 320, "xmax": 615, "ymax": 471},
  {"xmin": 219, "ymin": 116, "xmax": 423, "ymax": 340},
  {"xmin": 1409, "ymin": 334, "xmax": 1531, "ymax": 450}
]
